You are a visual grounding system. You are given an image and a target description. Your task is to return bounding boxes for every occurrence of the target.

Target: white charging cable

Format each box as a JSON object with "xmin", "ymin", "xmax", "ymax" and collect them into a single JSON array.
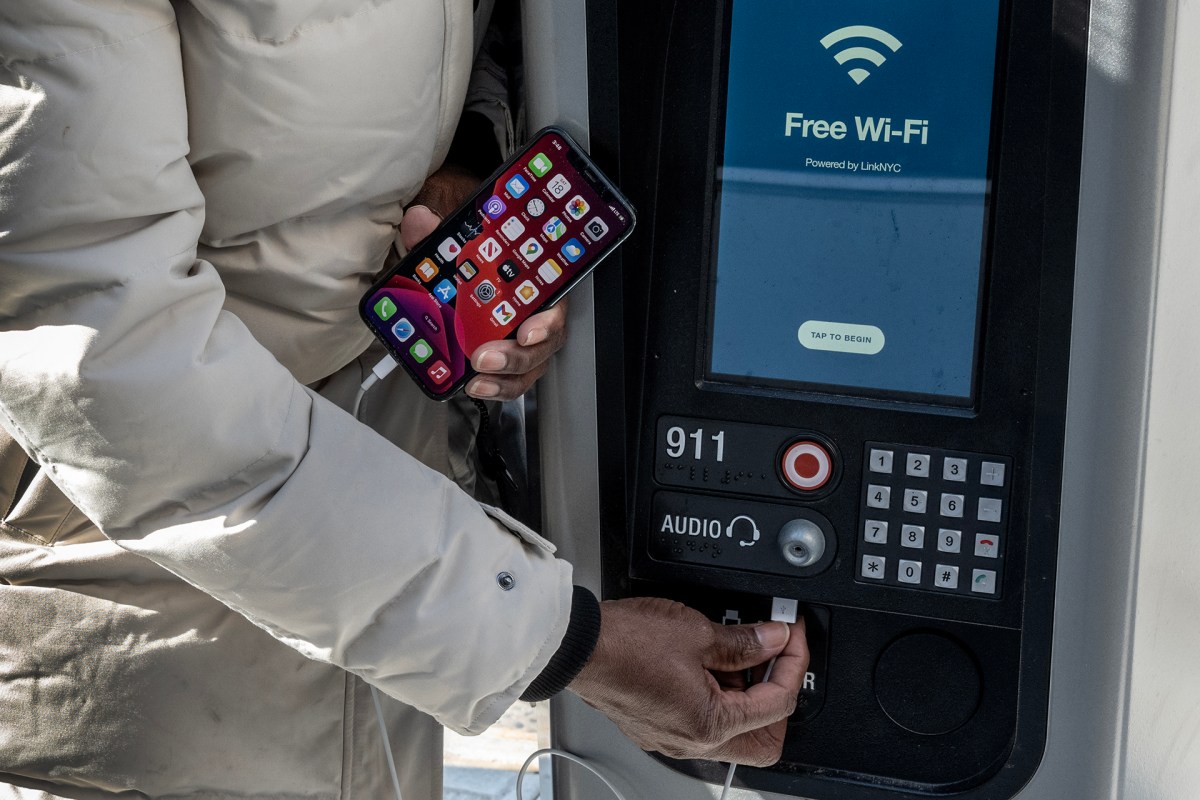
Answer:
[
  {"xmin": 352, "ymin": 355, "xmax": 405, "ymax": 800},
  {"xmin": 370, "ymin": 685, "xmax": 406, "ymax": 800},
  {"xmin": 516, "ymin": 747, "xmax": 629, "ymax": 800},
  {"xmin": 718, "ymin": 597, "xmax": 799, "ymax": 800},
  {"xmin": 353, "ymin": 355, "xmax": 400, "ymax": 419}
]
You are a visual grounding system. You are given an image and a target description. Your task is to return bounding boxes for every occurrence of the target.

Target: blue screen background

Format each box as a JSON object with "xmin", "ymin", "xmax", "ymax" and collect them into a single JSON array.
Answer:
[{"xmin": 709, "ymin": 0, "xmax": 1001, "ymax": 399}]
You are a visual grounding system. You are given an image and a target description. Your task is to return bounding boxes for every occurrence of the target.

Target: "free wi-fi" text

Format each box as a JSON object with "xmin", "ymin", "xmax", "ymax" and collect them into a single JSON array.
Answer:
[{"xmin": 784, "ymin": 112, "xmax": 930, "ymax": 145}]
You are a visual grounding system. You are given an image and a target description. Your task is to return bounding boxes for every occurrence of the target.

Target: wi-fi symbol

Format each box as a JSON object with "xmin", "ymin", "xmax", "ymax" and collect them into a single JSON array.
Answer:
[{"xmin": 820, "ymin": 25, "xmax": 903, "ymax": 85}]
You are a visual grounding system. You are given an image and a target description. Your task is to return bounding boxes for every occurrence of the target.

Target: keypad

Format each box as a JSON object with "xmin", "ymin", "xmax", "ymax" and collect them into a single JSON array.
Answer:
[{"xmin": 857, "ymin": 443, "xmax": 1011, "ymax": 598}]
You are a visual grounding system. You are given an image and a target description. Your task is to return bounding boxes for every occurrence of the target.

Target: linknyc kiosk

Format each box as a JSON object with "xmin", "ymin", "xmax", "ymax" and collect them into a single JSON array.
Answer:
[{"xmin": 524, "ymin": 0, "xmax": 1200, "ymax": 797}]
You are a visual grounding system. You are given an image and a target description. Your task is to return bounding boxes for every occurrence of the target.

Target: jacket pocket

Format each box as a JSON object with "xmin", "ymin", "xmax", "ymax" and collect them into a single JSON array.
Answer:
[
  {"xmin": 0, "ymin": 428, "xmax": 96, "ymax": 546},
  {"xmin": 480, "ymin": 502, "xmax": 557, "ymax": 554}
]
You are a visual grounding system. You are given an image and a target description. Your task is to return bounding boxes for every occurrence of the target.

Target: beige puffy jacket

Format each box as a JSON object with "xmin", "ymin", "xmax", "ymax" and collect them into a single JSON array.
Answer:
[{"xmin": 0, "ymin": 1, "xmax": 572, "ymax": 796}]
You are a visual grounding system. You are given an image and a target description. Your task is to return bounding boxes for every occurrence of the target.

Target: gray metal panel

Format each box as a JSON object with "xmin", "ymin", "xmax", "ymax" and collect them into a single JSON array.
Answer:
[
  {"xmin": 1115, "ymin": 0, "xmax": 1200, "ymax": 795},
  {"xmin": 520, "ymin": 0, "xmax": 619, "ymax": 797},
  {"xmin": 1015, "ymin": 0, "xmax": 1200, "ymax": 797},
  {"xmin": 521, "ymin": 0, "xmax": 598, "ymax": 607}
]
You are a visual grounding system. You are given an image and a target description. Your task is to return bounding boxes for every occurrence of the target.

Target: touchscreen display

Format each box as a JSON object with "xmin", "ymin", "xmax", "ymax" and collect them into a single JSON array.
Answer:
[
  {"xmin": 706, "ymin": 0, "xmax": 1002, "ymax": 402},
  {"xmin": 362, "ymin": 130, "xmax": 632, "ymax": 394}
]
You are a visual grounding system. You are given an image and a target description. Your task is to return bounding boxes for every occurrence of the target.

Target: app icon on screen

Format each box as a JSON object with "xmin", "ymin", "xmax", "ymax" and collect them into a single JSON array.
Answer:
[
  {"xmin": 475, "ymin": 280, "xmax": 497, "ymax": 302},
  {"xmin": 416, "ymin": 258, "xmax": 438, "ymax": 282},
  {"xmin": 547, "ymin": 174, "xmax": 571, "ymax": 199},
  {"xmin": 484, "ymin": 195, "xmax": 507, "ymax": 219},
  {"xmin": 492, "ymin": 301, "xmax": 517, "ymax": 326},
  {"xmin": 433, "ymin": 279, "xmax": 457, "ymax": 303},
  {"xmin": 584, "ymin": 217, "xmax": 609, "ymax": 241},
  {"xmin": 526, "ymin": 198, "xmax": 547, "ymax": 217},
  {"xmin": 521, "ymin": 238, "xmax": 544, "ymax": 262},
  {"xmin": 437, "ymin": 237, "xmax": 461, "ymax": 262},
  {"xmin": 458, "ymin": 260, "xmax": 478, "ymax": 281},
  {"xmin": 561, "ymin": 238, "xmax": 585, "ymax": 263},
  {"xmin": 538, "ymin": 259, "xmax": 562, "ymax": 284},
  {"xmin": 498, "ymin": 261, "xmax": 521, "ymax": 283},
  {"xmin": 515, "ymin": 280, "xmax": 540, "ymax": 306},
  {"xmin": 460, "ymin": 211, "xmax": 484, "ymax": 240},
  {"xmin": 427, "ymin": 361, "xmax": 451, "ymax": 384},
  {"xmin": 506, "ymin": 175, "xmax": 529, "ymax": 198},
  {"xmin": 373, "ymin": 296, "xmax": 397, "ymax": 321},
  {"xmin": 410, "ymin": 339, "xmax": 433, "ymax": 363},
  {"xmin": 478, "ymin": 238, "xmax": 503, "ymax": 262},
  {"xmin": 542, "ymin": 216, "xmax": 566, "ymax": 241},
  {"xmin": 529, "ymin": 153, "xmax": 552, "ymax": 177},
  {"xmin": 391, "ymin": 317, "xmax": 414, "ymax": 342},
  {"xmin": 565, "ymin": 195, "xmax": 589, "ymax": 220},
  {"xmin": 500, "ymin": 217, "xmax": 526, "ymax": 242}
]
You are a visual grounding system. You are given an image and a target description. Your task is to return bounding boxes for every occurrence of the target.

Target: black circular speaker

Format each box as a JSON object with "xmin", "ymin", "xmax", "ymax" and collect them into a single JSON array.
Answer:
[{"xmin": 874, "ymin": 632, "xmax": 982, "ymax": 735}]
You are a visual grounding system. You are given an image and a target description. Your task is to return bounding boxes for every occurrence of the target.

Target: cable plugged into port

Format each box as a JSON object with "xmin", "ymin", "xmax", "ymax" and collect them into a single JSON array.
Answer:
[
  {"xmin": 353, "ymin": 355, "xmax": 399, "ymax": 419},
  {"xmin": 770, "ymin": 597, "xmax": 799, "ymax": 626},
  {"xmin": 719, "ymin": 597, "xmax": 799, "ymax": 800}
]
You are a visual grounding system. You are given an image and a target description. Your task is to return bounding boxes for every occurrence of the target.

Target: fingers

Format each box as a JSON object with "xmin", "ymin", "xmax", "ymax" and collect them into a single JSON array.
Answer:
[
  {"xmin": 407, "ymin": 163, "xmax": 479, "ymax": 219},
  {"xmin": 760, "ymin": 617, "xmax": 809, "ymax": 695},
  {"xmin": 465, "ymin": 303, "xmax": 569, "ymax": 401},
  {"xmin": 704, "ymin": 620, "xmax": 790, "ymax": 672},
  {"xmin": 705, "ymin": 720, "xmax": 790, "ymax": 767},
  {"xmin": 514, "ymin": 299, "xmax": 567, "ymax": 348},
  {"xmin": 566, "ymin": 597, "xmax": 809, "ymax": 768},
  {"xmin": 701, "ymin": 619, "xmax": 809, "ymax": 764},
  {"xmin": 398, "ymin": 163, "xmax": 480, "ymax": 250},
  {"xmin": 399, "ymin": 204, "xmax": 443, "ymax": 251},
  {"xmin": 466, "ymin": 361, "xmax": 550, "ymax": 401}
]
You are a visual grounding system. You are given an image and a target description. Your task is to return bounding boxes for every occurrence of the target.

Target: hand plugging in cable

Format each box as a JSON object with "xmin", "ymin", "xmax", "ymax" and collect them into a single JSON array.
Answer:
[{"xmin": 569, "ymin": 597, "xmax": 809, "ymax": 766}]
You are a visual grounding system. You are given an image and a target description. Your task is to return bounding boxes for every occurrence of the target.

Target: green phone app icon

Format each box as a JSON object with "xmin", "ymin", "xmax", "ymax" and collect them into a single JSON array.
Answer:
[
  {"xmin": 409, "ymin": 339, "xmax": 433, "ymax": 363},
  {"xmin": 529, "ymin": 153, "xmax": 552, "ymax": 177},
  {"xmin": 373, "ymin": 296, "xmax": 397, "ymax": 321}
]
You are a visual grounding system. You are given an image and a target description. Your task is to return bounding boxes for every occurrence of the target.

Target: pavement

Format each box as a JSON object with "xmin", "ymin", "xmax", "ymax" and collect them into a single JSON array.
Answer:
[{"xmin": 444, "ymin": 701, "xmax": 543, "ymax": 800}]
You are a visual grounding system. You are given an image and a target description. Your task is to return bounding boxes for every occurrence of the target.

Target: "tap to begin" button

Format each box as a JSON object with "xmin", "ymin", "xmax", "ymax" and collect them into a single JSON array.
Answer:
[{"xmin": 798, "ymin": 320, "xmax": 886, "ymax": 355}]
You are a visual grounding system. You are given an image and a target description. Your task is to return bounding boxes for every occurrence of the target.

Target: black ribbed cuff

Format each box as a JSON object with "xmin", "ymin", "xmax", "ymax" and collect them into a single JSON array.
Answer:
[{"xmin": 519, "ymin": 585, "xmax": 601, "ymax": 702}]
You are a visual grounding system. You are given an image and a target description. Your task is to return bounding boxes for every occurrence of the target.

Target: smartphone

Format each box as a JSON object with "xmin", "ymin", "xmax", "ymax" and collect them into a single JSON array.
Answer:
[{"xmin": 360, "ymin": 127, "xmax": 636, "ymax": 400}]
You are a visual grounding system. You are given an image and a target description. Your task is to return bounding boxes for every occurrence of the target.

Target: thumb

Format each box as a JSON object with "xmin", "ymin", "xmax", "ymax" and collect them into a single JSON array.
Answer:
[
  {"xmin": 704, "ymin": 621, "xmax": 790, "ymax": 673},
  {"xmin": 399, "ymin": 204, "xmax": 444, "ymax": 251}
]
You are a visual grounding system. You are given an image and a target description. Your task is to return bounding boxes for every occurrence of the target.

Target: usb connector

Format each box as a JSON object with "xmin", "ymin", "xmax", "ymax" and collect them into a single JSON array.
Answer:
[
  {"xmin": 353, "ymin": 355, "xmax": 399, "ymax": 419},
  {"xmin": 770, "ymin": 597, "xmax": 799, "ymax": 625}
]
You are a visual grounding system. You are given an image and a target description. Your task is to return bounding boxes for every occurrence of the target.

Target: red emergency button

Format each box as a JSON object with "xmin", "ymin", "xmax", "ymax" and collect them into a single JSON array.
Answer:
[{"xmin": 781, "ymin": 440, "xmax": 833, "ymax": 491}]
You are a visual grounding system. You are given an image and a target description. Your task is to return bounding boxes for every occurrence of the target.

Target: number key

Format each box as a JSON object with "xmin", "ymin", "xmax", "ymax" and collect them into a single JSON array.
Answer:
[
  {"xmin": 904, "ymin": 489, "xmax": 928, "ymax": 514},
  {"xmin": 943, "ymin": 457, "xmax": 968, "ymax": 482},
  {"xmin": 940, "ymin": 493, "xmax": 964, "ymax": 518},
  {"xmin": 864, "ymin": 520, "xmax": 889, "ymax": 544},
  {"xmin": 938, "ymin": 528, "xmax": 962, "ymax": 553},
  {"xmin": 901, "ymin": 525, "xmax": 925, "ymax": 549},
  {"xmin": 898, "ymin": 560, "xmax": 923, "ymax": 584},
  {"xmin": 906, "ymin": 453, "xmax": 930, "ymax": 477},
  {"xmin": 867, "ymin": 485, "xmax": 891, "ymax": 509}
]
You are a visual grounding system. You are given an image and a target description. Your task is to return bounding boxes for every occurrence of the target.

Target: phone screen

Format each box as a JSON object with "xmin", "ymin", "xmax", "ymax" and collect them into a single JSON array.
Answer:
[{"xmin": 361, "ymin": 128, "xmax": 634, "ymax": 399}]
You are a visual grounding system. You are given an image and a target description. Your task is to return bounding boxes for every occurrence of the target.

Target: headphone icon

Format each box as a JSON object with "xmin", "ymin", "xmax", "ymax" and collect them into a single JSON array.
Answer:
[{"xmin": 726, "ymin": 515, "xmax": 761, "ymax": 548}]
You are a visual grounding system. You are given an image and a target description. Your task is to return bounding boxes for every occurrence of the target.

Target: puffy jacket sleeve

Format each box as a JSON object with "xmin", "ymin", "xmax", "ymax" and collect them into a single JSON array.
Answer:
[{"xmin": 0, "ymin": 1, "xmax": 572, "ymax": 734}]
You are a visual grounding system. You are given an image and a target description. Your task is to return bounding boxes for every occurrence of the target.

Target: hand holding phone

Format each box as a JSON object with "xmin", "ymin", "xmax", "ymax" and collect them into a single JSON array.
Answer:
[
  {"xmin": 360, "ymin": 127, "xmax": 636, "ymax": 400},
  {"xmin": 466, "ymin": 299, "xmax": 568, "ymax": 399}
]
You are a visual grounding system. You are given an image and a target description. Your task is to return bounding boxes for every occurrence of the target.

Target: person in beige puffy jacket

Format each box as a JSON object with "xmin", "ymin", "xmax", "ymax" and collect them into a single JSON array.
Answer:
[{"xmin": 0, "ymin": 1, "xmax": 808, "ymax": 797}]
